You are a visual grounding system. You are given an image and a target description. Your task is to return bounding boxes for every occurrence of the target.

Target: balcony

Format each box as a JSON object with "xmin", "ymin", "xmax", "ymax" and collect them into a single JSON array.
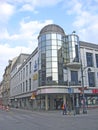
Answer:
[
  {"xmin": 65, "ymin": 62, "xmax": 81, "ymax": 69},
  {"xmin": 65, "ymin": 81, "xmax": 81, "ymax": 86}
]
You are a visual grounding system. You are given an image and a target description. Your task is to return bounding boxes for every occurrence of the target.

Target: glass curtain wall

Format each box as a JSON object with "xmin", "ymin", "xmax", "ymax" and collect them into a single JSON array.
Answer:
[
  {"xmin": 62, "ymin": 34, "xmax": 80, "ymax": 64},
  {"xmin": 38, "ymin": 33, "xmax": 64, "ymax": 86}
]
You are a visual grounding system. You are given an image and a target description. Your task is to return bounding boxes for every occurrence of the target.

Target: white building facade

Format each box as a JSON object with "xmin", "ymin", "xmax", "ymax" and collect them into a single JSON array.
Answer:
[{"xmin": 10, "ymin": 24, "xmax": 98, "ymax": 110}]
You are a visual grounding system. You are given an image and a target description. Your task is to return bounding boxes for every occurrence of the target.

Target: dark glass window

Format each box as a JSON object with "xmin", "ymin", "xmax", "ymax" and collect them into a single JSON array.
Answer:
[
  {"xmin": 74, "ymin": 45, "xmax": 79, "ymax": 62},
  {"xmin": 71, "ymin": 71, "xmax": 78, "ymax": 85},
  {"xmin": 29, "ymin": 62, "xmax": 31, "ymax": 73},
  {"xmin": 26, "ymin": 80, "xmax": 28, "ymax": 91},
  {"xmin": 23, "ymin": 82, "xmax": 25, "ymax": 92},
  {"xmin": 88, "ymin": 72, "xmax": 95, "ymax": 87},
  {"xmin": 41, "ymin": 35, "xmax": 46, "ymax": 41},
  {"xmin": 95, "ymin": 54, "xmax": 98, "ymax": 67},
  {"xmin": 86, "ymin": 52, "xmax": 93, "ymax": 67},
  {"xmin": 29, "ymin": 78, "xmax": 31, "ymax": 91}
]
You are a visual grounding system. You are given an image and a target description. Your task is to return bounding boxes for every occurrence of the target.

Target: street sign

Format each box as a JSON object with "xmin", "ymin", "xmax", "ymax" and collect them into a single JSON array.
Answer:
[{"xmin": 68, "ymin": 88, "xmax": 74, "ymax": 93}]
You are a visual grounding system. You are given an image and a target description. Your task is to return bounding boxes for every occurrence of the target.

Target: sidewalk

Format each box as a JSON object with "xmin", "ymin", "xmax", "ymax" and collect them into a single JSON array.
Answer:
[{"xmin": 8, "ymin": 106, "xmax": 98, "ymax": 117}]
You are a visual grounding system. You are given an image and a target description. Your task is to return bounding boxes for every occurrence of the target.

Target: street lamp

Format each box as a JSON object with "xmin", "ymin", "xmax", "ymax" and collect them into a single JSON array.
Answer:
[{"xmin": 81, "ymin": 60, "xmax": 91, "ymax": 114}]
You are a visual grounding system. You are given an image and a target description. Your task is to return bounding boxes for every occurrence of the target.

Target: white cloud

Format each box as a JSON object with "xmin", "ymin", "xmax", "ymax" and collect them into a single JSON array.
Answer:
[
  {"xmin": 0, "ymin": 20, "xmax": 53, "ymax": 81},
  {"xmin": 0, "ymin": 43, "xmax": 32, "ymax": 81},
  {"xmin": 0, "ymin": 2, "xmax": 15, "ymax": 24},
  {"xmin": 65, "ymin": 0, "xmax": 98, "ymax": 43},
  {"xmin": 5, "ymin": 0, "xmax": 63, "ymax": 12}
]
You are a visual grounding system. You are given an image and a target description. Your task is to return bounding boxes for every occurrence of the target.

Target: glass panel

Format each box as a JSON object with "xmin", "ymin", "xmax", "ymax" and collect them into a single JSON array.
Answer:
[
  {"xmin": 46, "ymin": 45, "xmax": 51, "ymax": 50},
  {"xmin": 46, "ymin": 72, "xmax": 52, "ymax": 77},
  {"xmin": 46, "ymin": 34, "xmax": 51, "ymax": 39},
  {"xmin": 41, "ymin": 47, "xmax": 45, "ymax": 52},
  {"xmin": 72, "ymin": 41, "xmax": 75, "ymax": 48},
  {"xmin": 52, "ymin": 57, "xmax": 57, "ymax": 62},
  {"xmin": 71, "ymin": 35, "xmax": 75, "ymax": 41},
  {"xmin": 52, "ymin": 68, "xmax": 58, "ymax": 73},
  {"xmin": 52, "ymin": 73, "xmax": 58, "ymax": 80},
  {"xmin": 52, "ymin": 50, "xmax": 57, "ymax": 57},
  {"xmin": 41, "ymin": 35, "xmax": 46, "ymax": 41},
  {"xmin": 86, "ymin": 52, "xmax": 93, "ymax": 67},
  {"xmin": 46, "ymin": 76, "xmax": 52, "ymax": 84},
  {"xmin": 71, "ymin": 71, "xmax": 78, "ymax": 84},
  {"xmin": 58, "ymin": 40, "xmax": 62, "ymax": 46},
  {"xmin": 46, "ymin": 68, "xmax": 52, "ymax": 73},
  {"xmin": 57, "ymin": 34, "xmax": 61, "ymax": 40},
  {"xmin": 52, "ymin": 40, "xmax": 57, "ymax": 46},
  {"xmin": 96, "ymin": 54, "xmax": 98, "ymax": 67},
  {"xmin": 46, "ymin": 57, "xmax": 51, "ymax": 62},
  {"xmin": 74, "ymin": 36, "xmax": 78, "ymax": 42},
  {"xmin": 51, "ymin": 33, "xmax": 56, "ymax": 39},
  {"xmin": 46, "ymin": 50, "xmax": 52, "ymax": 57},
  {"xmin": 39, "ymin": 63, "xmax": 41, "ymax": 70},
  {"xmin": 41, "ymin": 41, "xmax": 46, "ymax": 47},
  {"xmin": 57, "ymin": 46, "xmax": 61, "ymax": 50},
  {"xmin": 46, "ymin": 62, "xmax": 52, "ymax": 68},
  {"xmin": 46, "ymin": 40, "xmax": 51, "ymax": 46},
  {"xmin": 52, "ymin": 62, "xmax": 58, "ymax": 68},
  {"xmin": 88, "ymin": 72, "xmax": 95, "ymax": 87},
  {"xmin": 68, "ymin": 35, "xmax": 71, "ymax": 41},
  {"xmin": 52, "ymin": 45, "xmax": 57, "ymax": 49}
]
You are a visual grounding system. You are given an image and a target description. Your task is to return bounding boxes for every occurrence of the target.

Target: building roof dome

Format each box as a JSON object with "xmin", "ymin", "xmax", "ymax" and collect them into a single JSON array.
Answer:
[{"xmin": 39, "ymin": 24, "xmax": 65, "ymax": 36}]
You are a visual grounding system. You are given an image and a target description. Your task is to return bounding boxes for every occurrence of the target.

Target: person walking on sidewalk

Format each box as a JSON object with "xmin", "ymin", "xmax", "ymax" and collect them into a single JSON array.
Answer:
[{"xmin": 62, "ymin": 103, "xmax": 67, "ymax": 115}]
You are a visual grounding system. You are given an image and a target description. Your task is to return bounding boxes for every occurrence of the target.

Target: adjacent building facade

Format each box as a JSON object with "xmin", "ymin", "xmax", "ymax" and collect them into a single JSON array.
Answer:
[{"xmin": 1, "ymin": 24, "xmax": 98, "ymax": 110}]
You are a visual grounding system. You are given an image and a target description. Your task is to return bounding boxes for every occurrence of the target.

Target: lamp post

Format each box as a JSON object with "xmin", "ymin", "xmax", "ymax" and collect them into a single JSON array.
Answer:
[
  {"xmin": 81, "ymin": 61, "xmax": 87, "ymax": 114},
  {"xmin": 81, "ymin": 60, "xmax": 91, "ymax": 114}
]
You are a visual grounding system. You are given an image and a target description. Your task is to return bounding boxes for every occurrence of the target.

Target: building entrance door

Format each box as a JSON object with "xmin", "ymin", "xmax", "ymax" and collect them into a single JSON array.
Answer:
[{"xmin": 54, "ymin": 98, "xmax": 63, "ymax": 110}]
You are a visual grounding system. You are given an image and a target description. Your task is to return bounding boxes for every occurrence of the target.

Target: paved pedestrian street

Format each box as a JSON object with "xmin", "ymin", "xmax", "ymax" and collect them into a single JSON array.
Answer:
[{"xmin": 0, "ymin": 108, "xmax": 98, "ymax": 130}]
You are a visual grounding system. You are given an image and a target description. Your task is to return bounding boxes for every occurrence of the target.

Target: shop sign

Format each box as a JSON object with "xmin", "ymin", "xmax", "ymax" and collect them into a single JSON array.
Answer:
[
  {"xmin": 92, "ymin": 89, "xmax": 98, "ymax": 93},
  {"xmin": 30, "ymin": 91, "xmax": 37, "ymax": 99},
  {"xmin": 33, "ymin": 73, "xmax": 38, "ymax": 80},
  {"xmin": 68, "ymin": 88, "xmax": 74, "ymax": 93}
]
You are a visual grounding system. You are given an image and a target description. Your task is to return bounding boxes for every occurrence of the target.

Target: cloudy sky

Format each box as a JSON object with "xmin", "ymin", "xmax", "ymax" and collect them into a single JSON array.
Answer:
[{"xmin": 0, "ymin": 0, "xmax": 98, "ymax": 81}]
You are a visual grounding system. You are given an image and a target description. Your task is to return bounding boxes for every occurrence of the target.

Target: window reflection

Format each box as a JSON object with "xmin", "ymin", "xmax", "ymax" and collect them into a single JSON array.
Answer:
[
  {"xmin": 46, "ymin": 45, "xmax": 51, "ymax": 50},
  {"xmin": 46, "ymin": 73, "xmax": 52, "ymax": 77},
  {"xmin": 52, "ymin": 33, "xmax": 56, "ymax": 39},
  {"xmin": 46, "ymin": 62, "xmax": 52, "ymax": 68},
  {"xmin": 38, "ymin": 32, "xmax": 64, "ymax": 86},
  {"xmin": 52, "ymin": 46, "xmax": 57, "ymax": 49},
  {"xmin": 41, "ymin": 35, "xmax": 46, "ymax": 41},
  {"xmin": 52, "ymin": 62, "xmax": 57, "ymax": 68},
  {"xmin": 52, "ymin": 57, "xmax": 57, "ymax": 62},
  {"xmin": 52, "ymin": 68, "xmax": 58, "ymax": 73},
  {"xmin": 46, "ymin": 34, "xmax": 51, "ymax": 39},
  {"xmin": 52, "ymin": 40, "xmax": 57, "ymax": 46},
  {"xmin": 46, "ymin": 40, "xmax": 51, "ymax": 46},
  {"xmin": 52, "ymin": 50, "xmax": 57, "ymax": 56},
  {"xmin": 46, "ymin": 50, "xmax": 52, "ymax": 57},
  {"xmin": 58, "ymin": 40, "xmax": 62, "ymax": 46},
  {"xmin": 57, "ymin": 34, "xmax": 61, "ymax": 40},
  {"xmin": 41, "ymin": 41, "xmax": 46, "ymax": 47},
  {"xmin": 46, "ymin": 57, "xmax": 51, "ymax": 62},
  {"xmin": 46, "ymin": 68, "xmax": 52, "ymax": 73},
  {"xmin": 52, "ymin": 73, "xmax": 58, "ymax": 80}
]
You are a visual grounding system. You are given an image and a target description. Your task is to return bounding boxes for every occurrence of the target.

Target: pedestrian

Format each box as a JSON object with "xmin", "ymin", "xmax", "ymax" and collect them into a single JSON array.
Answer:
[{"xmin": 62, "ymin": 103, "xmax": 66, "ymax": 115}]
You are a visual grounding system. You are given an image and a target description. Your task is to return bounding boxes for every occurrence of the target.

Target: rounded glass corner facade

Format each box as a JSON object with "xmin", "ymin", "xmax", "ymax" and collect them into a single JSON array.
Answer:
[{"xmin": 38, "ymin": 24, "xmax": 66, "ymax": 86}]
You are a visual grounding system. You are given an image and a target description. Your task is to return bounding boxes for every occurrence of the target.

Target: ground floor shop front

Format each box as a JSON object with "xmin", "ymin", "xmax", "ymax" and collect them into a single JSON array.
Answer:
[{"xmin": 10, "ymin": 87, "xmax": 98, "ymax": 111}]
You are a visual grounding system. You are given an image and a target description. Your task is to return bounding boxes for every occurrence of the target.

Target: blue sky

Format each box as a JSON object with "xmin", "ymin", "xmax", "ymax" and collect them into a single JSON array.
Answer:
[{"xmin": 0, "ymin": 0, "xmax": 98, "ymax": 81}]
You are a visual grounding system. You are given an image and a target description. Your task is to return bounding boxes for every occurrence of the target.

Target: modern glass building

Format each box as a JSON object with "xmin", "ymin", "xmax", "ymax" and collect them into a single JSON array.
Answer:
[
  {"xmin": 9, "ymin": 24, "xmax": 98, "ymax": 111},
  {"xmin": 38, "ymin": 24, "xmax": 65, "ymax": 86}
]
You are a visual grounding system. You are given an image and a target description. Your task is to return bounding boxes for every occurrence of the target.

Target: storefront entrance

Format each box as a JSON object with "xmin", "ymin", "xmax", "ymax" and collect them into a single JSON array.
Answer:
[{"xmin": 54, "ymin": 98, "xmax": 63, "ymax": 110}]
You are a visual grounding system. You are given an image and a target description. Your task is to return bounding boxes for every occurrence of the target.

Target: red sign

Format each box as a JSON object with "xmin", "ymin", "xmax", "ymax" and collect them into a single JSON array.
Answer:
[{"xmin": 92, "ymin": 89, "xmax": 98, "ymax": 93}]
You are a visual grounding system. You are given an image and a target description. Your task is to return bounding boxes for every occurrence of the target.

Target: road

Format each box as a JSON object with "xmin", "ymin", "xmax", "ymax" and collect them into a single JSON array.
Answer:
[{"xmin": 0, "ymin": 108, "xmax": 98, "ymax": 130}]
